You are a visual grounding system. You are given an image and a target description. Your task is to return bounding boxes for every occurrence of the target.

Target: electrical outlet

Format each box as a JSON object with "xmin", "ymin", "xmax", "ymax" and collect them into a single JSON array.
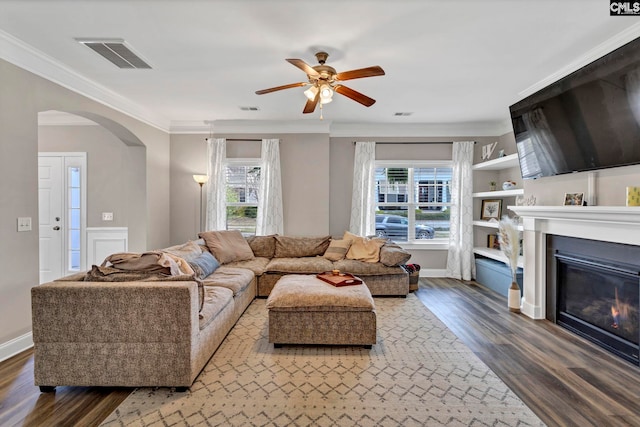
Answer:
[
  {"xmin": 17, "ymin": 217, "xmax": 32, "ymax": 232},
  {"xmin": 102, "ymin": 212, "xmax": 114, "ymax": 221}
]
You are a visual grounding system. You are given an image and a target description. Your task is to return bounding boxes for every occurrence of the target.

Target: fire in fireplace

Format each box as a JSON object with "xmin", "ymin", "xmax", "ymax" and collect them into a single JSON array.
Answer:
[{"xmin": 548, "ymin": 235, "xmax": 640, "ymax": 365}]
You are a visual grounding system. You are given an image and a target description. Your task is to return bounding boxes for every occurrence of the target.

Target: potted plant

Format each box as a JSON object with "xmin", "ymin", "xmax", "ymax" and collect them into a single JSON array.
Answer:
[{"xmin": 489, "ymin": 181, "xmax": 497, "ymax": 191}]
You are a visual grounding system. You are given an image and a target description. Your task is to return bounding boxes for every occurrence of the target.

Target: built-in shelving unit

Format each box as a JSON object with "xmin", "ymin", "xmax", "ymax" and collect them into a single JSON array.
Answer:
[{"xmin": 472, "ymin": 153, "xmax": 523, "ymax": 268}]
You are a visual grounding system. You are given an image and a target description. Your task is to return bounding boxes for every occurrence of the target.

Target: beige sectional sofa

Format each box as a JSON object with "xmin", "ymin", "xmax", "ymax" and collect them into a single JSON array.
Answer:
[{"xmin": 31, "ymin": 232, "xmax": 410, "ymax": 391}]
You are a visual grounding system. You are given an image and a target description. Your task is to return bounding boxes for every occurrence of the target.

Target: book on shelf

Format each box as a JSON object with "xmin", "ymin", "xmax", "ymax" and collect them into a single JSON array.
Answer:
[{"xmin": 487, "ymin": 233, "xmax": 500, "ymax": 250}]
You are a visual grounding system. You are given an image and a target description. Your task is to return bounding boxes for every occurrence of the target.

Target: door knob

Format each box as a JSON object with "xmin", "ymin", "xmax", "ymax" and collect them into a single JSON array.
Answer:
[
  {"xmin": 53, "ymin": 226, "xmax": 60, "ymax": 231},
  {"xmin": 55, "ymin": 217, "xmax": 60, "ymax": 221}
]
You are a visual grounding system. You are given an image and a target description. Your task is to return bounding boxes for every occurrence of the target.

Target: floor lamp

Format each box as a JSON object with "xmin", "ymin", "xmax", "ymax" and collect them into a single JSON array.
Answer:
[{"xmin": 193, "ymin": 174, "xmax": 209, "ymax": 233}]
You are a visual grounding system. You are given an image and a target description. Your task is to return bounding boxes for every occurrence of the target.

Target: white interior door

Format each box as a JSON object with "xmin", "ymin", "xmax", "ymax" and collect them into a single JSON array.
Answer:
[
  {"xmin": 38, "ymin": 153, "xmax": 87, "ymax": 283},
  {"xmin": 38, "ymin": 156, "xmax": 63, "ymax": 283}
]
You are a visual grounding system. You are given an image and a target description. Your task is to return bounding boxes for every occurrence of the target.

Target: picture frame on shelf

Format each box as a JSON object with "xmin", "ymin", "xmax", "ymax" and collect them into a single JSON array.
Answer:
[
  {"xmin": 563, "ymin": 192, "xmax": 584, "ymax": 206},
  {"xmin": 481, "ymin": 199, "xmax": 502, "ymax": 220}
]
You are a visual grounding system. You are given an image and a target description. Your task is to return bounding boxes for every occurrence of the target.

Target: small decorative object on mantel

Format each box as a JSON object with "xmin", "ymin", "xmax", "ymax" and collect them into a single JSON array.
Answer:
[
  {"xmin": 489, "ymin": 181, "xmax": 497, "ymax": 191},
  {"xmin": 563, "ymin": 192, "xmax": 584, "ymax": 206},
  {"xmin": 498, "ymin": 216, "xmax": 521, "ymax": 313},
  {"xmin": 626, "ymin": 186, "xmax": 640, "ymax": 206},
  {"xmin": 502, "ymin": 180, "xmax": 516, "ymax": 191}
]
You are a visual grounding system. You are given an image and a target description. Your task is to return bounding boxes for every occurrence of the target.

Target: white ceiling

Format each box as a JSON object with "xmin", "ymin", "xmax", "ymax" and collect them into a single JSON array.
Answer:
[{"xmin": 1, "ymin": 0, "xmax": 639, "ymax": 135}]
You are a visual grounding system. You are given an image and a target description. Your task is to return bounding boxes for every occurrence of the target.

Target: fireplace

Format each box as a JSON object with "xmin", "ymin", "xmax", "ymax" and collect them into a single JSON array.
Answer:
[{"xmin": 547, "ymin": 235, "xmax": 640, "ymax": 364}]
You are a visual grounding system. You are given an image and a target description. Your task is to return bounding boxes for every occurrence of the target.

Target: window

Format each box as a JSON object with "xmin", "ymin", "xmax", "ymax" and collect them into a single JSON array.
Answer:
[
  {"xmin": 225, "ymin": 159, "xmax": 261, "ymax": 235},
  {"xmin": 68, "ymin": 166, "xmax": 81, "ymax": 271},
  {"xmin": 375, "ymin": 161, "xmax": 452, "ymax": 242}
]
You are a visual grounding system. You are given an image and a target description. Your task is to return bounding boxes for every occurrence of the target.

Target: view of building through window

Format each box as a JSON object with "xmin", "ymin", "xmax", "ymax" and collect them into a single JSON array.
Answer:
[
  {"xmin": 375, "ymin": 164, "xmax": 452, "ymax": 242},
  {"xmin": 225, "ymin": 163, "xmax": 261, "ymax": 235}
]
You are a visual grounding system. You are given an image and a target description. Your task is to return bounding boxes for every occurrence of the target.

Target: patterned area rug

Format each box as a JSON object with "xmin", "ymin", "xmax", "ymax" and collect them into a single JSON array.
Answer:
[{"xmin": 101, "ymin": 295, "xmax": 545, "ymax": 426}]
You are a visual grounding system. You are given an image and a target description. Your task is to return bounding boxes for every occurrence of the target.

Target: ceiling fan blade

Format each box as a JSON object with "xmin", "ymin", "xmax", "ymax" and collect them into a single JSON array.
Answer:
[
  {"xmin": 255, "ymin": 82, "xmax": 307, "ymax": 95},
  {"xmin": 303, "ymin": 93, "xmax": 319, "ymax": 114},
  {"xmin": 335, "ymin": 66, "xmax": 385, "ymax": 81},
  {"xmin": 334, "ymin": 85, "xmax": 376, "ymax": 107},
  {"xmin": 286, "ymin": 58, "xmax": 320, "ymax": 77}
]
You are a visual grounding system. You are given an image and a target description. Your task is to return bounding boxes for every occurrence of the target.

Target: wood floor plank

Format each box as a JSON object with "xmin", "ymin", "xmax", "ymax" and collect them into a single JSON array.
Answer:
[
  {"xmin": 2, "ymin": 277, "xmax": 639, "ymax": 426},
  {"xmin": 417, "ymin": 277, "xmax": 640, "ymax": 427}
]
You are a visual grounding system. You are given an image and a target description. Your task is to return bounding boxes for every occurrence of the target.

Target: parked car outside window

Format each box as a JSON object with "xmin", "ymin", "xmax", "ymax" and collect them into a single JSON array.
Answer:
[{"xmin": 375, "ymin": 214, "xmax": 434, "ymax": 240}]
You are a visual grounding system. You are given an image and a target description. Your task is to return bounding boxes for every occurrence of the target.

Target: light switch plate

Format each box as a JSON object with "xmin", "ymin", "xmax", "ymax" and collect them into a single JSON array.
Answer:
[
  {"xmin": 102, "ymin": 212, "xmax": 114, "ymax": 221},
  {"xmin": 17, "ymin": 217, "xmax": 32, "ymax": 232}
]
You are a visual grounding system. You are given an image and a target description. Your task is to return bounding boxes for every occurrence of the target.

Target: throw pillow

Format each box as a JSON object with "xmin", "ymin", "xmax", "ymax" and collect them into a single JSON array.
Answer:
[
  {"xmin": 343, "ymin": 231, "xmax": 386, "ymax": 263},
  {"xmin": 379, "ymin": 242, "xmax": 412, "ymax": 266},
  {"xmin": 246, "ymin": 235, "xmax": 277, "ymax": 258},
  {"xmin": 323, "ymin": 239, "xmax": 352, "ymax": 261},
  {"xmin": 198, "ymin": 230, "xmax": 255, "ymax": 264},
  {"xmin": 188, "ymin": 251, "xmax": 220, "ymax": 279},
  {"xmin": 274, "ymin": 235, "xmax": 331, "ymax": 258},
  {"xmin": 161, "ymin": 240, "xmax": 203, "ymax": 262}
]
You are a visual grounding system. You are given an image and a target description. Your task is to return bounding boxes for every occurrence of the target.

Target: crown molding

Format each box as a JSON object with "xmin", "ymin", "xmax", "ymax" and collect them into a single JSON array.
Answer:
[
  {"xmin": 517, "ymin": 22, "xmax": 640, "ymax": 99},
  {"xmin": 329, "ymin": 121, "xmax": 511, "ymax": 138},
  {"xmin": 171, "ymin": 119, "xmax": 334, "ymax": 134},
  {"xmin": 0, "ymin": 29, "xmax": 170, "ymax": 133},
  {"xmin": 171, "ymin": 119, "xmax": 512, "ymax": 137}
]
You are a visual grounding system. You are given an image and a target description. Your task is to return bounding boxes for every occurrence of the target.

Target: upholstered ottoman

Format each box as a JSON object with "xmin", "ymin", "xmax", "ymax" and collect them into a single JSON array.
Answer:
[{"xmin": 265, "ymin": 274, "xmax": 376, "ymax": 348}]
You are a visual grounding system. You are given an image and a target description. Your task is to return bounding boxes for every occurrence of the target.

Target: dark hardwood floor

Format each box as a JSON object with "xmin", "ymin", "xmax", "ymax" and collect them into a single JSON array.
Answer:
[{"xmin": 1, "ymin": 278, "xmax": 639, "ymax": 426}]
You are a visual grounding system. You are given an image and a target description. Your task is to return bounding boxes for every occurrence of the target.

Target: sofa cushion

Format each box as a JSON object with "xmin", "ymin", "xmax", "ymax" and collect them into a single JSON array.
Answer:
[
  {"xmin": 274, "ymin": 235, "xmax": 331, "ymax": 258},
  {"xmin": 201, "ymin": 266, "xmax": 254, "ymax": 296},
  {"xmin": 266, "ymin": 257, "xmax": 334, "ymax": 274},
  {"xmin": 199, "ymin": 230, "xmax": 255, "ymax": 264},
  {"xmin": 246, "ymin": 235, "xmax": 276, "ymax": 258},
  {"xmin": 199, "ymin": 286, "xmax": 234, "ymax": 330},
  {"xmin": 323, "ymin": 239, "xmax": 352, "ymax": 261},
  {"xmin": 334, "ymin": 259, "xmax": 406, "ymax": 276},
  {"xmin": 379, "ymin": 242, "xmax": 412, "ymax": 267},
  {"xmin": 161, "ymin": 240, "xmax": 202, "ymax": 262},
  {"xmin": 188, "ymin": 251, "xmax": 220, "ymax": 280},
  {"xmin": 224, "ymin": 257, "xmax": 270, "ymax": 276},
  {"xmin": 343, "ymin": 231, "xmax": 386, "ymax": 263}
]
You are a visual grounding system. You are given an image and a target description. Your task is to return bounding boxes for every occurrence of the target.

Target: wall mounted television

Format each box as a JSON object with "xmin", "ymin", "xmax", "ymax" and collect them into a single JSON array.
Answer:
[{"xmin": 510, "ymin": 37, "xmax": 640, "ymax": 179}]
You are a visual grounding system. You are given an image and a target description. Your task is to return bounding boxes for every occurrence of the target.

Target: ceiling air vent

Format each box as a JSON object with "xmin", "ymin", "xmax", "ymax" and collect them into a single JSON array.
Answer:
[
  {"xmin": 76, "ymin": 38, "xmax": 151, "ymax": 69},
  {"xmin": 240, "ymin": 106, "xmax": 260, "ymax": 111},
  {"xmin": 394, "ymin": 112, "xmax": 413, "ymax": 116}
]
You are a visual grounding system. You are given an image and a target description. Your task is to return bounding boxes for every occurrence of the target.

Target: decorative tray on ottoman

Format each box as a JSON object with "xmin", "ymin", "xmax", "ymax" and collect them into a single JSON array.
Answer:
[{"xmin": 316, "ymin": 272, "xmax": 363, "ymax": 287}]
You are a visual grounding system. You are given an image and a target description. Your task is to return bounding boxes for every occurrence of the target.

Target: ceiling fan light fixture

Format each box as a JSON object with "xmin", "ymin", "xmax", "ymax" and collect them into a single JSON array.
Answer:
[
  {"xmin": 304, "ymin": 85, "xmax": 318, "ymax": 100},
  {"xmin": 319, "ymin": 84, "xmax": 333, "ymax": 103}
]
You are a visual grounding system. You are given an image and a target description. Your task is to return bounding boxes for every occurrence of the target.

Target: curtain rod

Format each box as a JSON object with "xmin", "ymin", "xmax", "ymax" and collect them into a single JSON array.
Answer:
[
  {"xmin": 376, "ymin": 141, "xmax": 452, "ymax": 145},
  {"xmin": 205, "ymin": 138, "xmax": 263, "ymax": 142},
  {"xmin": 351, "ymin": 141, "xmax": 476, "ymax": 145}
]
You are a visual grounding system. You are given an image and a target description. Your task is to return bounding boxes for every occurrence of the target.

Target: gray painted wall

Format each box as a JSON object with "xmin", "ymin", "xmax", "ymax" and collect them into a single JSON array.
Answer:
[
  {"xmin": 38, "ymin": 124, "xmax": 145, "ymax": 228},
  {"xmin": 170, "ymin": 133, "xmax": 330, "ymax": 244},
  {"xmin": 0, "ymin": 59, "xmax": 170, "ymax": 348}
]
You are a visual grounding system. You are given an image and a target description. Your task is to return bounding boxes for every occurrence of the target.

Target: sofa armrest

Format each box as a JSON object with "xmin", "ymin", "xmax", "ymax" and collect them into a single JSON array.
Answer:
[{"xmin": 31, "ymin": 280, "xmax": 199, "ymax": 344}]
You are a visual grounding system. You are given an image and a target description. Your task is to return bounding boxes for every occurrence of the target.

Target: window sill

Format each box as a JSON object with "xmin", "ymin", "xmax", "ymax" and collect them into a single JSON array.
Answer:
[{"xmin": 398, "ymin": 241, "xmax": 448, "ymax": 250}]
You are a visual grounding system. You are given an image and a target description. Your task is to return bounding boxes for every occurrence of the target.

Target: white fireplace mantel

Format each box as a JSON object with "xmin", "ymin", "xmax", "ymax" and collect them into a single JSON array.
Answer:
[{"xmin": 507, "ymin": 206, "xmax": 640, "ymax": 319}]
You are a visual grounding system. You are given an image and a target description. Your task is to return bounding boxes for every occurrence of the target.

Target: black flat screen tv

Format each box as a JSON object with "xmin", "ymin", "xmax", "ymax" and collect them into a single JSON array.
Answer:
[{"xmin": 510, "ymin": 37, "xmax": 640, "ymax": 179}]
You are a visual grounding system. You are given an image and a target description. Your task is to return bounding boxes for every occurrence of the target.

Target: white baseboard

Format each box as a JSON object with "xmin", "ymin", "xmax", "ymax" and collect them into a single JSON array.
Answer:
[
  {"xmin": 0, "ymin": 332, "xmax": 33, "ymax": 363},
  {"xmin": 420, "ymin": 269, "xmax": 446, "ymax": 278}
]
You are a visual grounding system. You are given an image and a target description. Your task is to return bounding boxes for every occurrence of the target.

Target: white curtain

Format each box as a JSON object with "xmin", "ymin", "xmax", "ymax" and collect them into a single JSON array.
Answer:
[
  {"xmin": 446, "ymin": 141, "xmax": 475, "ymax": 280},
  {"xmin": 256, "ymin": 138, "xmax": 284, "ymax": 235},
  {"xmin": 205, "ymin": 138, "xmax": 227, "ymax": 231},
  {"xmin": 349, "ymin": 141, "xmax": 376, "ymax": 236}
]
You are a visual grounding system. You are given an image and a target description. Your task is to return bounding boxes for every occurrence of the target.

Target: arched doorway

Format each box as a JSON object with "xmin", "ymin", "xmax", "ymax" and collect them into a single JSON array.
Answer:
[{"xmin": 37, "ymin": 110, "xmax": 146, "ymax": 282}]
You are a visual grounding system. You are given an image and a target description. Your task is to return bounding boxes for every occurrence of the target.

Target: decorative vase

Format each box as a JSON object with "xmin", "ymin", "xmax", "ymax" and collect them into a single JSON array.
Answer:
[
  {"xmin": 490, "ymin": 183, "xmax": 497, "ymax": 191},
  {"xmin": 502, "ymin": 181, "xmax": 516, "ymax": 191},
  {"xmin": 508, "ymin": 281, "xmax": 521, "ymax": 313}
]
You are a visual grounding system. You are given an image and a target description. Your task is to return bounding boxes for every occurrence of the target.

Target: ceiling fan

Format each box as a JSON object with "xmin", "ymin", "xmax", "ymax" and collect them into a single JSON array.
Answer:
[{"xmin": 255, "ymin": 51, "xmax": 385, "ymax": 115}]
